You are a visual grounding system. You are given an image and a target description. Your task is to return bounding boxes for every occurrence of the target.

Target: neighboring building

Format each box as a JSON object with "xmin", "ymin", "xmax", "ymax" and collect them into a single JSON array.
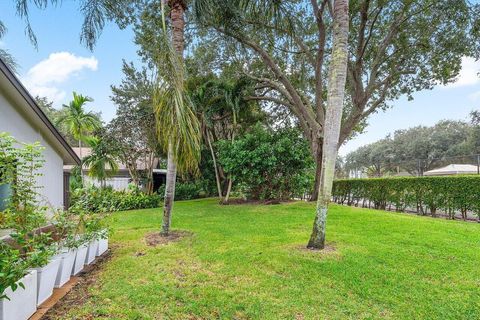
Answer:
[
  {"xmin": 423, "ymin": 164, "xmax": 479, "ymax": 176},
  {"xmin": 0, "ymin": 59, "xmax": 80, "ymax": 209},
  {"xmin": 64, "ymin": 147, "xmax": 166, "ymax": 191}
]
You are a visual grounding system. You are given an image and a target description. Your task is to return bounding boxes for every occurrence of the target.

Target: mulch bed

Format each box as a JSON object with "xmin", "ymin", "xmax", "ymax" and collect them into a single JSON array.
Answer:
[
  {"xmin": 144, "ymin": 230, "xmax": 193, "ymax": 246},
  {"xmin": 40, "ymin": 250, "xmax": 113, "ymax": 320}
]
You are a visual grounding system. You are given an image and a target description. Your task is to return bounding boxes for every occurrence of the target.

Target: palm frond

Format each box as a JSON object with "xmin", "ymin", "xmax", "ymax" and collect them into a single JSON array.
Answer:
[
  {"xmin": 153, "ymin": 29, "xmax": 201, "ymax": 174},
  {"xmin": 58, "ymin": 92, "xmax": 101, "ymax": 141},
  {"xmin": 79, "ymin": 0, "xmax": 139, "ymax": 50},
  {"xmin": 0, "ymin": 21, "xmax": 6, "ymax": 38},
  {"xmin": 83, "ymin": 135, "xmax": 119, "ymax": 180},
  {"xmin": 14, "ymin": 0, "xmax": 59, "ymax": 48}
]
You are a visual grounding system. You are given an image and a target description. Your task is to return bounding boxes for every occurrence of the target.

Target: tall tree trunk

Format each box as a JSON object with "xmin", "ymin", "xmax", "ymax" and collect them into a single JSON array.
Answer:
[
  {"xmin": 310, "ymin": 142, "xmax": 322, "ymax": 201},
  {"xmin": 161, "ymin": 0, "xmax": 185, "ymax": 236},
  {"xmin": 147, "ymin": 152, "xmax": 154, "ymax": 195},
  {"xmin": 222, "ymin": 112, "xmax": 237, "ymax": 204},
  {"xmin": 223, "ymin": 179, "xmax": 233, "ymax": 204},
  {"xmin": 144, "ymin": 152, "xmax": 154, "ymax": 195},
  {"xmin": 162, "ymin": 142, "xmax": 177, "ymax": 236},
  {"xmin": 78, "ymin": 139, "xmax": 84, "ymax": 182},
  {"xmin": 206, "ymin": 129, "xmax": 222, "ymax": 198},
  {"xmin": 307, "ymin": 0, "xmax": 349, "ymax": 250}
]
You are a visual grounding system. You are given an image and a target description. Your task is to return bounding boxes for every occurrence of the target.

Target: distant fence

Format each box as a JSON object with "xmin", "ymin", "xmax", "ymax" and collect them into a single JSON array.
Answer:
[
  {"xmin": 84, "ymin": 177, "xmax": 131, "ymax": 191},
  {"xmin": 332, "ymin": 176, "xmax": 480, "ymax": 221}
]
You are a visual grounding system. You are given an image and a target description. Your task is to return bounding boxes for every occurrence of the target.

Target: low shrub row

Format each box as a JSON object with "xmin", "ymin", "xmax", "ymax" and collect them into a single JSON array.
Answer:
[
  {"xmin": 71, "ymin": 186, "xmax": 161, "ymax": 213},
  {"xmin": 157, "ymin": 182, "xmax": 205, "ymax": 201},
  {"xmin": 332, "ymin": 176, "xmax": 480, "ymax": 219}
]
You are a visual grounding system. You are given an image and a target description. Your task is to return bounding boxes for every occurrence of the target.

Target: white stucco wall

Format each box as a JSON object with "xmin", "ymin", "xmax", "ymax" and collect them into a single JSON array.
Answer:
[{"xmin": 0, "ymin": 93, "xmax": 64, "ymax": 209}]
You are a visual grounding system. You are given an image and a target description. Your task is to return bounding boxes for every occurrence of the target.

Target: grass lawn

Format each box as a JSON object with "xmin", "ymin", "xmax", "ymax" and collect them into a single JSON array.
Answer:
[{"xmin": 58, "ymin": 199, "xmax": 480, "ymax": 319}]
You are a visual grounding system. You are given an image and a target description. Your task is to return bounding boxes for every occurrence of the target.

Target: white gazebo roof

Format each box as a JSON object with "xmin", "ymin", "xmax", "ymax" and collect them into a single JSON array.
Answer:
[{"xmin": 423, "ymin": 164, "xmax": 479, "ymax": 176}]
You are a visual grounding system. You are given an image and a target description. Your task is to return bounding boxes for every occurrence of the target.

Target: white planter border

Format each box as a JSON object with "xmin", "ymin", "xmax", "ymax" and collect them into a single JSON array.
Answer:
[
  {"xmin": 72, "ymin": 244, "xmax": 88, "ymax": 275},
  {"xmin": 0, "ymin": 270, "xmax": 37, "ymax": 320},
  {"xmin": 96, "ymin": 237, "xmax": 108, "ymax": 256},
  {"xmin": 85, "ymin": 240, "xmax": 99, "ymax": 265},
  {"xmin": 54, "ymin": 249, "xmax": 76, "ymax": 288}
]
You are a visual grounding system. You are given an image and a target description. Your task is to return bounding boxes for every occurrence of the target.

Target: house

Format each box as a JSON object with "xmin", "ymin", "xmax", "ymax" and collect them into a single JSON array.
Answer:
[
  {"xmin": 0, "ymin": 59, "xmax": 80, "ymax": 209},
  {"xmin": 423, "ymin": 164, "xmax": 479, "ymax": 176},
  {"xmin": 63, "ymin": 147, "xmax": 166, "ymax": 191}
]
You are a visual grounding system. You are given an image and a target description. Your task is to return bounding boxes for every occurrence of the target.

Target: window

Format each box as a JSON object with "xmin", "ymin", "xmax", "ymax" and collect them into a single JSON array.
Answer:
[{"xmin": 0, "ymin": 157, "xmax": 15, "ymax": 211}]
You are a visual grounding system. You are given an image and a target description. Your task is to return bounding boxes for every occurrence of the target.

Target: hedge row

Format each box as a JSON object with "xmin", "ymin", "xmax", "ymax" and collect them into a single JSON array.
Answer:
[
  {"xmin": 71, "ymin": 186, "xmax": 161, "ymax": 213},
  {"xmin": 332, "ymin": 176, "xmax": 480, "ymax": 219}
]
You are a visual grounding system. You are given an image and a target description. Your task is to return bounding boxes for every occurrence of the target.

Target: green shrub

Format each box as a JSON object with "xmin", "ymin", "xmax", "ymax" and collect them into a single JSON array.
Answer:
[
  {"xmin": 217, "ymin": 125, "xmax": 314, "ymax": 200},
  {"xmin": 332, "ymin": 176, "xmax": 480, "ymax": 219},
  {"xmin": 71, "ymin": 186, "xmax": 161, "ymax": 213},
  {"xmin": 0, "ymin": 243, "xmax": 27, "ymax": 299},
  {"xmin": 157, "ymin": 182, "xmax": 204, "ymax": 201}
]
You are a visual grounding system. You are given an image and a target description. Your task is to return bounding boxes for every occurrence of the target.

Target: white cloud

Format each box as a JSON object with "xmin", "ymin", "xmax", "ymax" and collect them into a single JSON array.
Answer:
[
  {"xmin": 22, "ymin": 52, "xmax": 98, "ymax": 104},
  {"xmin": 468, "ymin": 90, "xmax": 480, "ymax": 102},
  {"xmin": 445, "ymin": 57, "xmax": 480, "ymax": 88}
]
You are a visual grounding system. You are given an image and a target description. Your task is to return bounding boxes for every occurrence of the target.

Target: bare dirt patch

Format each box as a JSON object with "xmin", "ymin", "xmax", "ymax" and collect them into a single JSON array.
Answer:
[
  {"xmin": 144, "ymin": 230, "xmax": 193, "ymax": 246},
  {"xmin": 41, "ymin": 249, "xmax": 113, "ymax": 319},
  {"xmin": 294, "ymin": 243, "xmax": 339, "ymax": 258}
]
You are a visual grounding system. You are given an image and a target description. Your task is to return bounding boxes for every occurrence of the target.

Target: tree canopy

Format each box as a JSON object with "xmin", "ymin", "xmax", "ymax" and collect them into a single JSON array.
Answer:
[
  {"xmin": 191, "ymin": 0, "xmax": 480, "ymax": 198},
  {"xmin": 345, "ymin": 119, "xmax": 475, "ymax": 176}
]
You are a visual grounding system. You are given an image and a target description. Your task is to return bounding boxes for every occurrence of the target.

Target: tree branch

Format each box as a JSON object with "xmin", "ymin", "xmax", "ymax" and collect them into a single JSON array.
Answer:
[{"xmin": 219, "ymin": 28, "xmax": 321, "ymax": 135}]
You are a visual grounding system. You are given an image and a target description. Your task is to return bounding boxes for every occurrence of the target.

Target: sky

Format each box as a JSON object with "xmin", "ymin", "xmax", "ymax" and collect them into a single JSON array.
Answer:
[
  {"xmin": 0, "ymin": 2, "xmax": 479, "ymax": 156},
  {"xmin": 0, "ymin": 1, "xmax": 140, "ymax": 121}
]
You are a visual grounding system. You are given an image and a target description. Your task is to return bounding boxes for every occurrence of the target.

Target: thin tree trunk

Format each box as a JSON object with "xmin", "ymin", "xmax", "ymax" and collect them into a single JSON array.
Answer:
[
  {"xmin": 148, "ymin": 152, "xmax": 154, "ymax": 195},
  {"xmin": 206, "ymin": 129, "xmax": 222, "ymax": 198},
  {"xmin": 307, "ymin": 0, "xmax": 349, "ymax": 250},
  {"xmin": 161, "ymin": 0, "xmax": 185, "ymax": 236},
  {"xmin": 222, "ymin": 111, "xmax": 236, "ymax": 204},
  {"xmin": 145, "ymin": 151, "xmax": 154, "ymax": 195},
  {"xmin": 310, "ymin": 143, "xmax": 322, "ymax": 201},
  {"xmin": 161, "ymin": 141, "xmax": 177, "ymax": 236},
  {"xmin": 79, "ymin": 139, "xmax": 84, "ymax": 182},
  {"xmin": 223, "ymin": 179, "xmax": 233, "ymax": 204}
]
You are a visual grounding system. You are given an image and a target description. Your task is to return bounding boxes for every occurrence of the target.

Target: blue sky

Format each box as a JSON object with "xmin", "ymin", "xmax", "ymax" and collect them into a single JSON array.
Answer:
[
  {"xmin": 0, "ymin": 1, "xmax": 140, "ymax": 122},
  {"xmin": 0, "ymin": 2, "xmax": 479, "ymax": 156}
]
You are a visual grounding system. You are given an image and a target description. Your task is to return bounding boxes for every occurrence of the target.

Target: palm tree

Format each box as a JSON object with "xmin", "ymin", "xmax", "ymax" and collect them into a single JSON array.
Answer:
[
  {"xmin": 191, "ymin": 78, "xmax": 258, "ymax": 203},
  {"xmin": 83, "ymin": 136, "xmax": 119, "ymax": 188},
  {"xmin": 307, "ymin": 0, "xmax": 349, "ymax": 250},
  {"xmin": 154, "ymin": 0, "xmax": 201, "ymax": 236},
  {"xmin": 57, "ymin": 92, "xmax": 101, "ymax": 181},
  {"xmin": 192, "ymin": 80, "xmax": 232, "ymax": 201}
]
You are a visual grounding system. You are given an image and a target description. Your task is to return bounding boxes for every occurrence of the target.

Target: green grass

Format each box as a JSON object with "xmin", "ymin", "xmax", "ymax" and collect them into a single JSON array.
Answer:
[{"xmin": 61, "ymin": 199, "xmax": 480, "ymax": 319}]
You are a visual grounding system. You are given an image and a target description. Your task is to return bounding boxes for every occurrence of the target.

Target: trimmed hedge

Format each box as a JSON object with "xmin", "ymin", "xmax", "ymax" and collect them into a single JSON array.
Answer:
[{"xmin": 332, "ymin": 176, "xmax": 480, "ymax": 219}]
